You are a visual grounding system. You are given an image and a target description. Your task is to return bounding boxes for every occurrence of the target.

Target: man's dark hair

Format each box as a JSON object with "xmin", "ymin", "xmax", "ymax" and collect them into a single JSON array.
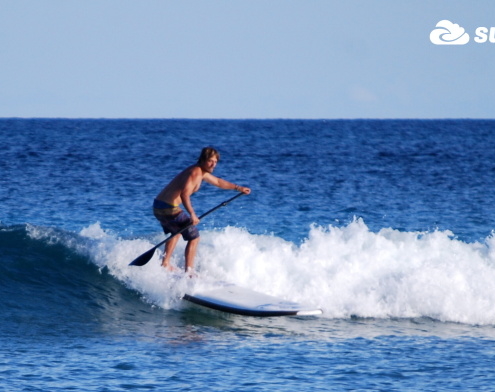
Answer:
[{"xmin": 197, "ymin": 147, "xmax": 220, "ymax": 165}]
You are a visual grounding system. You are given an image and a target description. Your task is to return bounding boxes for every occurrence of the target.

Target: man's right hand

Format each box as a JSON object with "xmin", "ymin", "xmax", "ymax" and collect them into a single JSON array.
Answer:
[{"xmin": 238, "ymin": 186, "xmax": 251, "ymax": 195}]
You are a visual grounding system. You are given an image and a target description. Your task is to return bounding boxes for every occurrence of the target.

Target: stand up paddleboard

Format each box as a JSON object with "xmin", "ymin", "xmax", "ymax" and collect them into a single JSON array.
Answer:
[{"xmin": 183, "ymin": 283, "xmax": 322, "ymax": 317}]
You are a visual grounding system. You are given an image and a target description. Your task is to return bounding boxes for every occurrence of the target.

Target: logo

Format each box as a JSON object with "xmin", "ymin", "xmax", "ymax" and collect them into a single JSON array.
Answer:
[
  {"xmin": 430, "ymin": 20, "xmax": 470, "ymax": 45},
  {"xmin": 474, "ymin": 27, "xmax": 495, "ymax": 43}
]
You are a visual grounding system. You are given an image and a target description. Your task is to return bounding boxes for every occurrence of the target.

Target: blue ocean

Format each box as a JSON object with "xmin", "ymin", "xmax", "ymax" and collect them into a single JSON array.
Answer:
[{"xmin": 2, "ymin": 118, "xmax": 495, "ymax": 391}]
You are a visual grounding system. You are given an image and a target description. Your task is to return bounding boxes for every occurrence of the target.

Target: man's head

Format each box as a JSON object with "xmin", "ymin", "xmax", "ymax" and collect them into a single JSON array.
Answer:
[{"xmin": 197, "ymin": 147, "xmax": 220, "ymax": 172}]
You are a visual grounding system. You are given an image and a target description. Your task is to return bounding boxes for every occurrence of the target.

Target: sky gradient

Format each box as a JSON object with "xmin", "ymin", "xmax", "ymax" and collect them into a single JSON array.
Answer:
[{"xmin": 1, "ymin": 0, "xmax": 494, "ymax": 119}]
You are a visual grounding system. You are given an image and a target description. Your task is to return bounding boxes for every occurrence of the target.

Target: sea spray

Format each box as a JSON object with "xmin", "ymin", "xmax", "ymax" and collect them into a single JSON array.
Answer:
[{"xmin": 294, "ymin": 219, "xmax": 495, "ymax": 323}]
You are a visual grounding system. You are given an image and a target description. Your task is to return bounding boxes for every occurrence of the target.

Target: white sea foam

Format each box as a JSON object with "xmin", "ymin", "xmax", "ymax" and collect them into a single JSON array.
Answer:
[{"xmin": 78, "ymin": 219, "xmax": 495, "ymax": 325}]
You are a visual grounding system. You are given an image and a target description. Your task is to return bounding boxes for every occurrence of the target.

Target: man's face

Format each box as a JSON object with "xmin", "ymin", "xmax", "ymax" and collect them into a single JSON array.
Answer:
[{"xmin": 202, "ymin": 156, "xmax": 218, "ymax": 173}]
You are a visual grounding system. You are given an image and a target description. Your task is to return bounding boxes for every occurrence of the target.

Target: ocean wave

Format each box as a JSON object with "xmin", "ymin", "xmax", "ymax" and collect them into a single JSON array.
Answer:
[
  {"xmin": 0, "ymin": 224, "xmax": 153, "ymax": 333},
  {"xmin": 2, "ymin": 220, "xmax": 495, "ymax": 325}
]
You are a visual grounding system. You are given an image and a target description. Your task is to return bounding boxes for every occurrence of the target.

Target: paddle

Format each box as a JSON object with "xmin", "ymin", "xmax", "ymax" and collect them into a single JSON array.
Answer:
[{"xmin": 129, "ymin": 192, "xmax": 246, "ymax": 267}]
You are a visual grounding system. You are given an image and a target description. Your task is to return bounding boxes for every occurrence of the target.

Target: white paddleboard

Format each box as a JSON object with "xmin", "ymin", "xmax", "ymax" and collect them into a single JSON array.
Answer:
[{"xmin": 183, "ymin": 282, "xmax": 322, "ymax": 317}]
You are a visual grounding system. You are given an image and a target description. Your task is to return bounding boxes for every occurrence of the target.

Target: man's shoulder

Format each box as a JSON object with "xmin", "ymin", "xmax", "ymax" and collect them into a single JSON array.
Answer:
[{"xmin": 183, "ymin": 165, "xmax": 203, "ymax": 179}]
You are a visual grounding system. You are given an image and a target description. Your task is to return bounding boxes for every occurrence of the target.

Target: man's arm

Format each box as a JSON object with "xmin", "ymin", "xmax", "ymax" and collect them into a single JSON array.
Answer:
[
  {"xmin": 180, "ymin": 168, "xmax": 203, "ymax": 225},
  {"xmin": 203, "ymin": 173, "xmax": 251, "ymax": 194}
]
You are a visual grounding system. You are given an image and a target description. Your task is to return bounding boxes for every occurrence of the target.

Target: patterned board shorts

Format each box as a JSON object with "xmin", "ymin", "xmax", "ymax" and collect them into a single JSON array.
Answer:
[{"xmin": 153, "ymin": 209, "xmax": 200, "ymax": 241}]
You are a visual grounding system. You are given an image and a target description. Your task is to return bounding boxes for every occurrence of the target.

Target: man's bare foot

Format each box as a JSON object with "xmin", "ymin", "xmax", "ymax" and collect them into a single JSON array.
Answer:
[
  {"xmin": 186, "ymin": 268, "xmax": 198, "ymax": 278},
  {"xmin": 161, "ymin": 263, "xmax": 180, "ymax": 272}
]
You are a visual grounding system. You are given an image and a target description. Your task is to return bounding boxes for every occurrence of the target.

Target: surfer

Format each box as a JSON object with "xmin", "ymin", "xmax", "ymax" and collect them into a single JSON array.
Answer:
[{"xmin": 153, "ymin": 147, "xmax": 251, "ymax": 273}]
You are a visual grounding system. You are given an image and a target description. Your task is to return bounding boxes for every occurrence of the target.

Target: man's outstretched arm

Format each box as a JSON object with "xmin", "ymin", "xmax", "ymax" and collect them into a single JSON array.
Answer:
[{"xmin": 204, "ymin": 173, "xmax": 251, "ymax": 194}]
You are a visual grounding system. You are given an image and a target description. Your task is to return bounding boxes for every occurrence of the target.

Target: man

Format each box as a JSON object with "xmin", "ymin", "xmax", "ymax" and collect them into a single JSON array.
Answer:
[{"xmin": 153, "ymin": 147, "xmax": 251, "ymax": 273}]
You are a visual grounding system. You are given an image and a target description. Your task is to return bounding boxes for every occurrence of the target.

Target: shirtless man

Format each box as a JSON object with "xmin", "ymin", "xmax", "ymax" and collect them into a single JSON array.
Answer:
[{"xmin": 153, "ymin": 147, "xmax": 251, "ymax": 273}]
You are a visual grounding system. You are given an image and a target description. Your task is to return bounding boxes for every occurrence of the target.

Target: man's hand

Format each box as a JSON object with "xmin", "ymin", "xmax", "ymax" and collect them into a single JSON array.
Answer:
[
  {"xmin": 190, "ymin": 213, "xmax": 200, "ymax": 226},
  {"xmin": 237, "ymin": 186, "xmax": 251, "ymax": 195}
]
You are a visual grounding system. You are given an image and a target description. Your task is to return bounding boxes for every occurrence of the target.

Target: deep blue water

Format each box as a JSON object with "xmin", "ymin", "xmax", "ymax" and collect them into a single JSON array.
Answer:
[{"xmin": 2, "ymin": 118, "xmax": 495, "ymax": 391}]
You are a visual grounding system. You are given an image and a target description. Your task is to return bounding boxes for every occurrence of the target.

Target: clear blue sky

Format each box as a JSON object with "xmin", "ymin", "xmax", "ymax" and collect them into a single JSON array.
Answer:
[{"xmin": 1, "ymin": 0, "xmax": 493, "ymax": 119}]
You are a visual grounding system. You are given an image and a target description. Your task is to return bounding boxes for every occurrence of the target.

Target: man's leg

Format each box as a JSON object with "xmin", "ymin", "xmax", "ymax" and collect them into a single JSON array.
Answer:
[
  {"xmin": 184, "ymin": 237, "xmax": 200, "ymax": 273},
  {"xmin": 161, "ymin": 235, "xmax": 180, "ymax": 270}
]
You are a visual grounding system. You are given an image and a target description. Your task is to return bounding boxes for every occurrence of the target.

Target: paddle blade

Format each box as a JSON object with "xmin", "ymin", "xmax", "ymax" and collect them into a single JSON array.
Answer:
[{"xmin": 129, "ymin": 247, "xmax": 156, "ymax": 266}]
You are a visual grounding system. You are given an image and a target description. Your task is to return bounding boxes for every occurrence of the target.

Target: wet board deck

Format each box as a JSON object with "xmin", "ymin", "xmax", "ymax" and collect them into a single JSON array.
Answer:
[{"xmin": 183, "ymin": 283, "xmax": 322, "ymax": 317}]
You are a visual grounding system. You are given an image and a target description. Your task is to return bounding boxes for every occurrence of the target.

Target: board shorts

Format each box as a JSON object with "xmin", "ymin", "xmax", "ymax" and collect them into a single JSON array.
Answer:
[{"xmin": 153, "ymin": 199, "xmax": 200, "ymax": 241}]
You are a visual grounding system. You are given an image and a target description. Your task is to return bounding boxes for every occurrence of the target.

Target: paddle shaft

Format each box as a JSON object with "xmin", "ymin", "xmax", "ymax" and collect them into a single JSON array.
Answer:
[{"xmin": 129, "ymin": 192, "xmax": 245, "ymax": 266}]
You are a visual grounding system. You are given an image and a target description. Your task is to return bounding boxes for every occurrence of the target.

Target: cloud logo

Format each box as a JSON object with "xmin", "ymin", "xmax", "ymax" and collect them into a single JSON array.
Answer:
[{"xmin": 430, "ymin": 20, "xmax": 470, "ymax": 45}]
